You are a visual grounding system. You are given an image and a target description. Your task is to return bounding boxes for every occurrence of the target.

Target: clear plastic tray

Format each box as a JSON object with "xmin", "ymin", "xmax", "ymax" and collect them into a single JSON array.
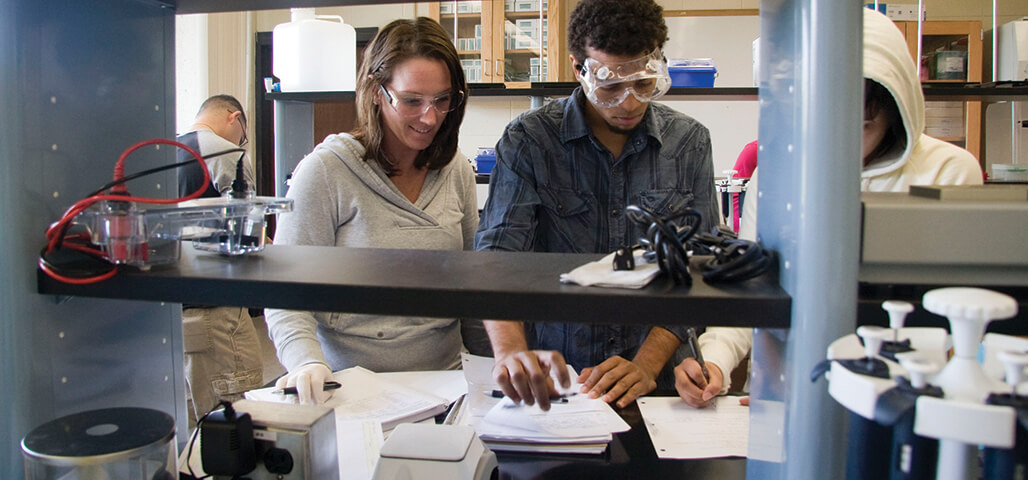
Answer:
[{"xmin": 78, "ymin": 196, "xmax": 293, "ymax": 268}]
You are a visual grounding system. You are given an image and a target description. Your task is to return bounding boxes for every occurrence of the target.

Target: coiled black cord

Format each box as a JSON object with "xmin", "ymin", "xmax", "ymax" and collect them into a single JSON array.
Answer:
[
  {"xmin": 688, "ymin": 227, "xmax": 772, "ymax": 283},
  {"xmin": 625, "ymin": 204, "xmax": 702, "ymax": 286},
  {"xmin": 625, "ymin": 204, "xmax": 772, "ymax": 285}
]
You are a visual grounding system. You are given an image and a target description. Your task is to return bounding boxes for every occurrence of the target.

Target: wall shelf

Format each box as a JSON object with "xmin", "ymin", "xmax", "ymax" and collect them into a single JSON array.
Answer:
[
  {"xmin": 38, "ymin": 245, "xmax": 791, "ymax": 327},
  {"xmin": 266, "ymin": 83, "xmax": 1028, "ymax": 103},
  {"xmin": 266, "ymin": 84, "xmax": 761, "ymax": 100}
]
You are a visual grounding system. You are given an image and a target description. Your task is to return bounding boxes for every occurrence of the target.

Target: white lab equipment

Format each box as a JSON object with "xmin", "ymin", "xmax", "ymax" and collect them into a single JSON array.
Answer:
[
  {"xmin": 273, "ymin": 8, "xmax": 357, "ymax": 92},
  {"xmin": 371, "ymin": 423, "xmax": 498, "ymax": 480},
  {"xmin": 228, "ymin": 399, "xmax": 339, "ymax": 480},
  {"xmin": 816, "ymin": 288, "xmax": 1024, "ymax": 480}
]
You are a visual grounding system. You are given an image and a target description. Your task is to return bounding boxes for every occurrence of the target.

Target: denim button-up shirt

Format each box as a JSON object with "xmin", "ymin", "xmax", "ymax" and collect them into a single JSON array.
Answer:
[{"xmin": 475, "ymin": 88, "xmax": 719, "ymax": 388}]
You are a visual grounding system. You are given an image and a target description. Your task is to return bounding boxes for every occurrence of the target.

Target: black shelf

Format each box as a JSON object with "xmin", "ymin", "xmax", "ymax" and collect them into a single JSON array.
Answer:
[
  {"xmin": 265, "ymin": 82, "xmax": 1028, "ymax": 102},
  {"xmin": 266, "ymin": 91, "xmax": 357, "ymax": 102},
  {"xmin": 174, "ymin": 0, "xmax": 413, "ymax": 14},
  {"xmin": 38, "ymin": 245, "xmax": 791, "ymax": 327},
  {"xmin": 266, "ymin": 84, "xmax": 761, "ymax": 101},
  {"xmin": 921, "ymin": 82, "xmax": 1028, "ymax": 102}
]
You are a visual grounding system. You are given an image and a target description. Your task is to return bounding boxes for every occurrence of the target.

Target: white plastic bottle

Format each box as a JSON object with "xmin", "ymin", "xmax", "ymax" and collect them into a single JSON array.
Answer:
[{"xmin": 273, "ymin": 8, "xmax": 356, "ymax": 92}]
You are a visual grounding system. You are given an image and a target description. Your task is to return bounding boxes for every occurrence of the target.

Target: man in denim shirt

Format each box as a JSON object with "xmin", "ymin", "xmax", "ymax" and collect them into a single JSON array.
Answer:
[{"xmin": 475, "ymin": 0, "xmax": 718, "ymax": 410}]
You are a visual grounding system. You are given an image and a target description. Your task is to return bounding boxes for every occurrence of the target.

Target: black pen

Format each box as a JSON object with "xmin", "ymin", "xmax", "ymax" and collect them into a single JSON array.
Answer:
[
  {"xmin": 686, "ymin": 327, "xmax": 710, "ymax": 383},
  {"xmin": 490, "ymin": 389, "xmax": 573, "ymax": 403},
  {"xmin": 273, "ymin": 381, "xmax": 342, "ymax": 395}
]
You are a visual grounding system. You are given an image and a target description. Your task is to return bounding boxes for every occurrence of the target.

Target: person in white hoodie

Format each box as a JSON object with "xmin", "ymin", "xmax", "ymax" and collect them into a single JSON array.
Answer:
[
  {"xmin": 265, "ymin": 18, "xmax": 478, "ymax": 405},
  {"xmin": 675, "ymin": 7, "xmax": 983, "ymax": 408}
]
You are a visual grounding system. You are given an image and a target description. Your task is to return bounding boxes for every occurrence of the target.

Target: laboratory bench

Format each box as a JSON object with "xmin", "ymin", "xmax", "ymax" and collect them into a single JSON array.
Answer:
[
  {"xmin": 494, "ymin": 397, "xmax": 746, "ymax": 480},
  {"xmin": 178, "ymin": 394, "xmax": 746, "ymax": 480},
  {"xmin": 38, "ymin": 244, "xmax": 790, "ymax": 327}
]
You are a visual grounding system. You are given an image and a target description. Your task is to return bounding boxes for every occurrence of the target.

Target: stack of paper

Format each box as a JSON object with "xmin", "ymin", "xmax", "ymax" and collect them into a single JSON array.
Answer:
[
  {"xmin": 475, "ymin": 396, "xmax": 630, "ymax": 454},
  {"xmin": 245, "ymin": 366, "xmax": 450, "ymax": 431}
]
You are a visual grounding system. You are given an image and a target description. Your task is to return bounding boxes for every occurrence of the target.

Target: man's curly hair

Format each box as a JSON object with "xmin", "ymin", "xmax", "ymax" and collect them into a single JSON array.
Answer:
[{"xmin": 568, "ymin": 0, "xmax": 668, "ymax": 64}]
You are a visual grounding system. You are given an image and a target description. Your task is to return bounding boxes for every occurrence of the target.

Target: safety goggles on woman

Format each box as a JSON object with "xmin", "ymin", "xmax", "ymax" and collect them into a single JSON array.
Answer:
[
  {"xmin": 380, "ymin": 85, "xmax": 465, "ymax": 117},
  {"xmin": 575, "ymin": 47, "xmax": 671, "ymax": 108}
]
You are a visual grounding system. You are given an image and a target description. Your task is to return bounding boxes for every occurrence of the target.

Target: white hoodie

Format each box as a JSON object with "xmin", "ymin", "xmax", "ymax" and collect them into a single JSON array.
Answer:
[
  {"xmin": 700, "ymin": 9, "xmax": 983, "ymax": 394},
  {"xmin": 860, "ymin": 7, "xmax": 982, "ymax": 191}
]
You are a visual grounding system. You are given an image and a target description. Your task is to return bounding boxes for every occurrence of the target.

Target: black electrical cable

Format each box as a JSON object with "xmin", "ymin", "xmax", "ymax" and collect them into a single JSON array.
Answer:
[
  {"xmin": 47, "ymin": 147, "xmax": 248, "ymax": 276},
  {"xmin": 625, "ymin": 204, "xmax": 703, "ymax": 286},
  {"xmin": 230, "ymin": 151, "xmax": 249, "ymax": 199},
  {"xmin": 687, "ymin": 227, "xmax": 772, "ymax": 283},
  {"xmin": 86, "ymin": 147, "xmax": 246, "ymax": 198}
]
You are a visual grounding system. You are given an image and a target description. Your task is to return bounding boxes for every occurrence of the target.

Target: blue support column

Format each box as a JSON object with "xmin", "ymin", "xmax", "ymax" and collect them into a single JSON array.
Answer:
[
  {"xmin": 273, "ymin": 100, "xmax": 315, "ymax": 197},
  {"xmin": 747, "ymin": 1, "xmax": 864, "ymax": 478},
  {"xmin": 0, "ymin": 1, "xmax": 184, "ymax": 476}
]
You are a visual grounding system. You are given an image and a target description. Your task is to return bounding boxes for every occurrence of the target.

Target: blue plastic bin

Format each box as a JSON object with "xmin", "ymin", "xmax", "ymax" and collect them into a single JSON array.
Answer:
[
  {"xmin": 668, "ymin": 59, "xmax": 717, "ymax": 88},
  {"xmin": 474, "ymin": 148, "xmax": 496, "ymax": 174}
]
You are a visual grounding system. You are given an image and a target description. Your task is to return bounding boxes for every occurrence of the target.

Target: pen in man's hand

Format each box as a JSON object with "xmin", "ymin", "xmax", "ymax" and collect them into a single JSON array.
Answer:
[
  {"xmin": 491, "ymin": 389, "xmax": 573, "ymax": 403},
  {"xmin": 273, "ymin": 381, "xmax": 342, "ymax": 395},
  {"xmin": 686, "ymin": 327, "xmax": 710, "ymax": 383}
]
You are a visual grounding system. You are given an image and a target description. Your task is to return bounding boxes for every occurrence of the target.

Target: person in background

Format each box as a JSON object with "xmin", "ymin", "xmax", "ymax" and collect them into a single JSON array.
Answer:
[
  {"xmin": 176, "ymin": 94, "xmax": 262, "ymax": 426},
  {"xmin": 675, "ymin": 7, "xmax": 983, "ymax": 408},
  {"xmin": 729, "ymin": 140, "xmax": 758, "ymax": 232},
  {"xmin": 177, "ymin": 94, "xmax": 255, "ymax": 198},
  {"xmin": 475, "ymin": 0, "xmax": 719, "ymax": 411},
  {"xmin": 265, "ymin": 17, "xmax": 477, "ymax": 405}
]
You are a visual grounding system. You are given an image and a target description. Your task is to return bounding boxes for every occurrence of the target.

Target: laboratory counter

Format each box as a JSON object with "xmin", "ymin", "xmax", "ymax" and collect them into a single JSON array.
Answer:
[{"xmin": 495, "ymin": 397, "xmax": 746, "ymax": 480}]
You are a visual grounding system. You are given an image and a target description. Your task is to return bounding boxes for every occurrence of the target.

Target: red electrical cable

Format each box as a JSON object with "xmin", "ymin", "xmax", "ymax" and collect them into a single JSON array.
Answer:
[{"xmin": 40, "ymin": 138, "xmax": 211, "ymax": 284}]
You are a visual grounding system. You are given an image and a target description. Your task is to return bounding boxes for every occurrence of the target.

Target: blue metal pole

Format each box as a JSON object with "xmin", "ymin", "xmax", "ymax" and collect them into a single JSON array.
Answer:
[{"xmin": 747, "ymin": 1, "xmax": 863, "ymax": 478}]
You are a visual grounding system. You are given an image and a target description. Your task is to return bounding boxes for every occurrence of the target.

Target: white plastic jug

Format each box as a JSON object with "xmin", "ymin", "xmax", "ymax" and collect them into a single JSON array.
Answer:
[{"xmin": 273, "ymin": 8, "xmax": 356, "ymax": 92}]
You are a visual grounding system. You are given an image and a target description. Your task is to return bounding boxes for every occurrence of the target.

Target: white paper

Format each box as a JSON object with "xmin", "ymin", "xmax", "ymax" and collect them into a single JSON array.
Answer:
[
  {"xmin": 637, "ymin": 396, "xmax": 749, "ymax": 459},
  {"xmin": 379, "ymin": 370, "xmax": 467, "ymax": 404},
  {"xmin": 479, "ymin": 396, "xmax": 629, "ymax": 441}
]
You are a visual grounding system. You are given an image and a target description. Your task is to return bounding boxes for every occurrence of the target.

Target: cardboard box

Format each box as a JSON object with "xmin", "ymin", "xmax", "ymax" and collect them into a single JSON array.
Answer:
[
  {"xmin": 925, "ymin": 101, "xmax": 964, "ymax": 109},
  {"xmin": 514, "ymin": 0, "xmax": 538, "ymax": 12},
  {"xmin": 516, "ymin": 19, "xmax": 539, "ymax": 38},
  {"xmin": 924, "ymin": 106, "xmax": 964, "ymax": 119},
  {"xmin": 925, "ymin": 126, "xmax": 964, "ymax": 138},
  {"xmin": 925, "ymin": 116, "xmax": 964, "ymax": 129},
  {"xmin": 886, "ymin": 4, "xmax": 922, "ymax": 21}
]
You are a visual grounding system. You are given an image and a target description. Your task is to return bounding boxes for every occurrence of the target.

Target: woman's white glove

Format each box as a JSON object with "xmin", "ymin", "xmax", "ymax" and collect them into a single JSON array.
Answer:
[{"xmin": 276, "ymin": 362, "xmax": 333, "ymax": 405}]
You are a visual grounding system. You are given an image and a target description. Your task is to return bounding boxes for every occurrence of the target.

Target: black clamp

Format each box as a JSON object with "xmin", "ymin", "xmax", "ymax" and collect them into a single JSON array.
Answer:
[{"xmin": 613, "ymin": 246, "xmax": 635, "ymax": 271}]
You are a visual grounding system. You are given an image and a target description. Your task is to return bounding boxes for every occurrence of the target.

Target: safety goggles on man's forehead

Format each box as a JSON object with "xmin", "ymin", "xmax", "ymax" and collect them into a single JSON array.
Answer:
[{"xmin": 575, "ymin": 47, "xmax": 671, "ymax": 108}]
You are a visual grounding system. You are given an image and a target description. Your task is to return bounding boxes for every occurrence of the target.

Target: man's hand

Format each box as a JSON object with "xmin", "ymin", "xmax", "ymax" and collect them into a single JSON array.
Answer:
[
  {"xmin": 492, "ymin": 350, "xmax": 571, "ymax": 411},
  {"xmin": 578, "ymin": 356, "xmax": 658, "ymax": 408},
  {"xmin": 674, "ymin": 357, "xmax": 724, "ymax": 408}
]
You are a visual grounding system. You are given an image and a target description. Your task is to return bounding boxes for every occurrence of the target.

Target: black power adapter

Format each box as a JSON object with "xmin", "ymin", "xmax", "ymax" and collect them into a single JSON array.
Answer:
[{"xmin": 201, "ymin": 403, "xmax": 257, "ymax": 476}]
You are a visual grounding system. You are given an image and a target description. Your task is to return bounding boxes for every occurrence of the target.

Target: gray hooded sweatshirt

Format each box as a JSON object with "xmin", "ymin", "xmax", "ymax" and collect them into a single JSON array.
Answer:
[{"xmin": 265, "ymin": 133, "xmax": 478, "ymax": 373}]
